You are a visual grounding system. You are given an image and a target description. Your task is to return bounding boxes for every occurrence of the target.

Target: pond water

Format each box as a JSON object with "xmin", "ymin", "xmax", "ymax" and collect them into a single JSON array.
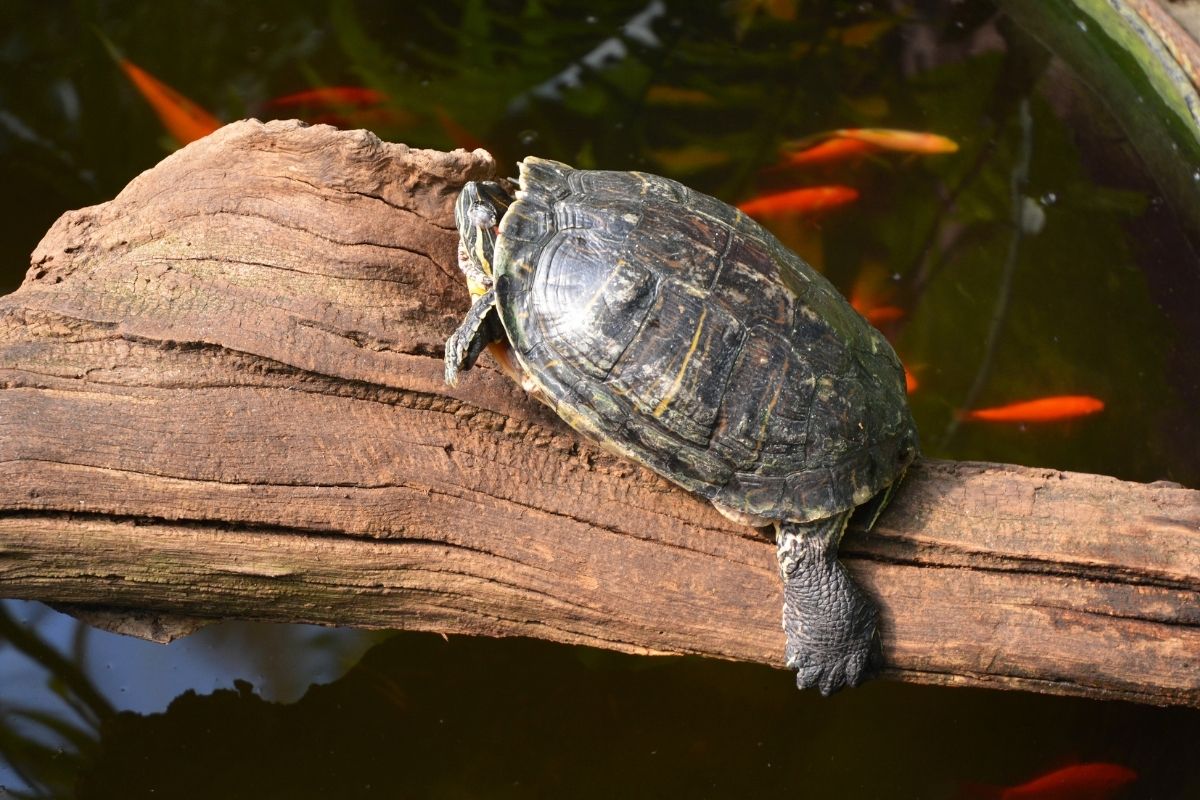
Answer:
[{"xmin": 1, "ymin": 0, "xmax": 1198, "ymax": 797}]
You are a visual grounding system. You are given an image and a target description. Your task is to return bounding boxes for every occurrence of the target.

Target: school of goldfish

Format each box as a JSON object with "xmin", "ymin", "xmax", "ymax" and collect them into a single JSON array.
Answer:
[{"xmin": 105, "ymin": 43, "xmax": 1103, "ymax": 428}]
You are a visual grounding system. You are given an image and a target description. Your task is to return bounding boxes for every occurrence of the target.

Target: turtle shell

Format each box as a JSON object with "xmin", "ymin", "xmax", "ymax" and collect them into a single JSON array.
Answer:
[{"xmin": 492, "ymin": 157, "xmax": 918, "ymax": 523}]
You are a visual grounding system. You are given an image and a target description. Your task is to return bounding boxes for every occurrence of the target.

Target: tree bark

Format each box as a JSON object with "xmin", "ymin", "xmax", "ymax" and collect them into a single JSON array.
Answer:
[{"xmin": 1, "ymin": 120, "xmax": 1196, "ymax": 707}]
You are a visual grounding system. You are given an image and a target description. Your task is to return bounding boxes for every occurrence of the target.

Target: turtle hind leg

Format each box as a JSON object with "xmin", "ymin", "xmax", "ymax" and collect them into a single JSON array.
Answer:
[
  {"xmin": 444, "ymin": 288, "xmax": 501, "ymax": 386},
  {"xmin": 776, "ymin": 511, "xmax": 881, "ymax": 695}
]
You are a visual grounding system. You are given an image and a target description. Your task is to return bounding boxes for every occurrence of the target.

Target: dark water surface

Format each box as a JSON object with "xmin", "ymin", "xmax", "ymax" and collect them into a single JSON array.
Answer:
[{"xmin": 1, "ymin": 1, "xmax": 1198, "ymax": 797}]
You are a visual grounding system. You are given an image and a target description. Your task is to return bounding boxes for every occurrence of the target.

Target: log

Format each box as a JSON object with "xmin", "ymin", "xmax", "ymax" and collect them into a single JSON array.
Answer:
[{"xmin": 1, "ymin": 120, "xmax": 1196, "ymax": 707}]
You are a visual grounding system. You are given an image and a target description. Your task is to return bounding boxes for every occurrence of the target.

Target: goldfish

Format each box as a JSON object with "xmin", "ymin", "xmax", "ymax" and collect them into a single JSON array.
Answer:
[
  {"xmin": 100, "ymin": 36, "xmax": 220, "ymax": 145},
  {"xmin": 783, "ymin": 128, "xmax": 959, "ymax": 158},
  {"xmin": 737, "ymin": 186, "xmax": 858, "ymax": 217},
  {"xmin": 848, "ymin": 261, "xmax": 904, "ymax": 327},
  {"xmin": 265, "ymin": 86, "xmax": 388, "ymax": 108},
  {"xmin": 965, "ymin": 762, "xmax": 1137, "ymax": 800},
  {"xmin": 861, "ymin": 305, "xmax": 905, "ymax": 325},
  {"xmin": 848, "ymin": 271, "xmax": 913, "ymax": 390},
  {"xmin": 263, "ymin": 87, "xmax": 416, "ymax": 131},
  {"xmin": 959, "ymin": 395, "xmax": 1105, "ymax": 424},
  {"xmin": 850, "ymin": 292, "xmax": 905, "ymax": 326},
  {"xmin": 832, "ymin": 128, "xmax": 959, "ymax": 154},
  {"xmin": 776, "ymin": 137, "xmax": 875, "ymax": 167}
]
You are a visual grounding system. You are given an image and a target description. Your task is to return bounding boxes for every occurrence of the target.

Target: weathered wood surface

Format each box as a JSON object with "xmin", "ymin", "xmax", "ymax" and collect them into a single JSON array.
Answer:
[{"xmin": 0, "ymin": 120, "xmax": 1197, "ymax": 707}]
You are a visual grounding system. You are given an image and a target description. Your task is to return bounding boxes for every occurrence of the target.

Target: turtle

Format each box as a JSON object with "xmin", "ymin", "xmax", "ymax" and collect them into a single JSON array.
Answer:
[{"xmin": 444, "ymin": 157, "xmax": 919, "ymax": 694}]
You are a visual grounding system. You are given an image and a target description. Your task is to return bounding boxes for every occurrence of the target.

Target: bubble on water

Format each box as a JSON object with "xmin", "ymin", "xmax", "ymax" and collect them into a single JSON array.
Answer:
[
  {"xmin": 1193, "ymin": 170, "xmax": 1200, "ymax": 182},
  {"xmin": 1076, "ymin": 19, "xmax": 1088, "ymax": 32},
  {"xmin": 585, "ymin": 14, "xmax": 598, "ymax": 24},
  {"xmin": 891, "ymin": 272, "xmax": 902, "ymax": 282},
  {"xmin": 1041, "ymin": 192, "xmax": 1057, "ymax": 205},
  {"xmin": 518, "ymin": 129, "xmax": 539, "ymax": 146}
]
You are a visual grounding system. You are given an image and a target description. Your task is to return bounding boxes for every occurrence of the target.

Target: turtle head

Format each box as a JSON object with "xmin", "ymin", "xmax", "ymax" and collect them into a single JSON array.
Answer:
[{"xmin": 455, "ymin": 180, "xmax": 515, "ymax": 298}]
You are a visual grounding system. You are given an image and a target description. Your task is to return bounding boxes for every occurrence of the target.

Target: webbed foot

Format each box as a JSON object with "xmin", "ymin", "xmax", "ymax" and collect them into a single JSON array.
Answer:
[{"xmin": 777, "ymin": 513, "xmax": 881, "ymax": 695}]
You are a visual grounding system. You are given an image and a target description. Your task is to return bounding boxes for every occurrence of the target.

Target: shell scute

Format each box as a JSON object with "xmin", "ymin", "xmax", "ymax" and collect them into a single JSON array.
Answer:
[
  {"xmin": 606, "ymin": 286, "xmax": 743, "ymax": 446},
  {"xmin": 623, "ymin": 202, "xmax": 731, "ymax": 291},
  {"xmin": 710, "ymin": 234, "xmax": 793, "ymax": 327},
  {"xmin": 530, "ymin": 230, "xmax": 657, "ymax": 380}
]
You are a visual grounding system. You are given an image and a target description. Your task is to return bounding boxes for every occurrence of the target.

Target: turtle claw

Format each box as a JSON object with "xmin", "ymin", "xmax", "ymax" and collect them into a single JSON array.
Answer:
[
  {"xmin": 777, "ymin": 514, "xmax": 881, "ymax": 695},
  {"xmin": 788, "ymin": 637, "xmax": 877, "ymax": 696}
]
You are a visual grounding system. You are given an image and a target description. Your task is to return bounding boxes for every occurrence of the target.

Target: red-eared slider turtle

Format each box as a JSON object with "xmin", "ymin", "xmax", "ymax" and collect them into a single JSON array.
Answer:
[{"xmin": 445, "ymin": 157, "xmax": 918, "ymax": 694}]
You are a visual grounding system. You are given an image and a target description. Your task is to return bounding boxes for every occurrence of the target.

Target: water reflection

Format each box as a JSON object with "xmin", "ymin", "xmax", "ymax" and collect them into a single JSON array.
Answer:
[
  {"xmin": 0, "ymin": 600, "xmax": 380, "ymax": 795},
  {"xmin": 3, "ymin": 600, "xmax": 1199, "ymax": 798}
]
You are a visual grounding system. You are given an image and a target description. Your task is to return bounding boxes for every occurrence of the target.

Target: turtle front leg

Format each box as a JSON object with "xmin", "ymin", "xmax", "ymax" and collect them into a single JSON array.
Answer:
[
  {"xmin": 776, "ymin": 512, "xmax": 881, "ymax": 695},
  {"xmin": 444, "ymin": 288, "xmax": 500, "ymax": 386}
]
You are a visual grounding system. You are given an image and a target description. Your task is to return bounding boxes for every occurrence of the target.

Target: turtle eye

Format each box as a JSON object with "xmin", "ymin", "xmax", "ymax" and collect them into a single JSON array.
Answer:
[{"xmin": 469, "ymin": 202, "xmax": 498, "ymax": 230}]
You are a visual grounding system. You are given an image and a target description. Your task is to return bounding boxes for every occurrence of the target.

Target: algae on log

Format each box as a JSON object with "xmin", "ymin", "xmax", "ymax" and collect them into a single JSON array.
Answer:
[{"xmin": 0, "ymin": 120, "xmax": 1197, "ymax": 708}]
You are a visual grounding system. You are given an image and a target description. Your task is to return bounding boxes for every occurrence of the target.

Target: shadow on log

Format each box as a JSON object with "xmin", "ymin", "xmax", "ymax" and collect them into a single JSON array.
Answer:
[{"xmin": 1, "ymin": 120, "xmax": 1197, "ymax": 707}]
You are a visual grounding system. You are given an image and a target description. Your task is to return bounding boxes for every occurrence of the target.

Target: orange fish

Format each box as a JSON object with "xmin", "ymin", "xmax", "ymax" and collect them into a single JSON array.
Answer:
[
  {"xmin": 737, "ymin": 186, "xmax": 858, "ymax": 217},
  {"xmin": 966, "ymin": 762, "xmax": 1137, "ymax": 800},
  {"xmin": 112, "ymin": 57, "xmax": 221, "ymax": 145},
  {"xmin": 784, "ymin": 128, "xmax": 958, "ymax": 157},
  {"xmin": 904, "ymin": 366, "xmax": 918, "ymax": 394},
  {"xmin": 849, "ymin": 262, "xmax": 904, "ymax": 327},
  {"xmin": 850, "ymin": 295, "xmax": 905, "ymax": 326},
  {"xmin": 960, "ymin": 395, "xmax": 1104, "ymax": 424},
  {"xmin": 832, "ymin": 128, "xmax": 959, "ymax": 154},
  {"xmin": 98, "ymin": 33, "xmax": 220, "ymax": 145},
  {"xmin": 861, "ymin": 305, "xmax": 905, "ymax": 325},
  {"xmin": 778, "ymin": 137, "xmax": 875, "ymax": 167},
  {"xmin": 266, "ymin": 86, "xmax": 388, "ymax": 108}
]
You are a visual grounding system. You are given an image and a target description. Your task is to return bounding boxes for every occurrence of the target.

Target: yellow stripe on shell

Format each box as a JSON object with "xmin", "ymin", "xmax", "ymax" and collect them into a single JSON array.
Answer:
[{"xmin": 654, "ymin": 305, "xmax": 706, "ymax": 417}]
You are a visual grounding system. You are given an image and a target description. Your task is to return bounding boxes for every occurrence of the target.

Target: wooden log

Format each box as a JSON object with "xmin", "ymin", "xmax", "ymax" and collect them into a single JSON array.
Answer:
[{"xmin": 0, "ymin": 120, "xmax": 1196, "ymax": 707}]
